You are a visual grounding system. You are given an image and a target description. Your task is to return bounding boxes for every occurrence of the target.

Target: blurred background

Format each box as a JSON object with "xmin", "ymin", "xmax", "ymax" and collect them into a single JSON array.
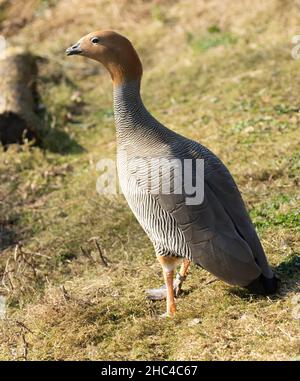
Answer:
[{"xmin": 0, "ymin": 0, "xmax": 299, "ymax": 360}]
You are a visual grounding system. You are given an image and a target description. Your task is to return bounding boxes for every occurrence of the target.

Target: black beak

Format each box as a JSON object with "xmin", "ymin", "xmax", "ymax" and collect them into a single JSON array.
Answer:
[{"xmin": 66, "ymin": 43, "xmax": 82, "ymax": 56}]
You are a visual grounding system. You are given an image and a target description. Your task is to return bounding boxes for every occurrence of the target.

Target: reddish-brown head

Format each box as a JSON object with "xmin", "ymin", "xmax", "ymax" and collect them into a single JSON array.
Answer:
[{"xmin": 66, "ymin": 30, "xmax": 143, "ymax": 86}]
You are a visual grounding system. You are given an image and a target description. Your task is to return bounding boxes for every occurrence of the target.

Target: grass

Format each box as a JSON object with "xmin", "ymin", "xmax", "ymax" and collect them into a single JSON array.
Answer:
[
  {"xmin": 187, "ymin": 28, "xmax": 238, "ymax": 53},
  {"xmin": 0, "ymin": 0, "xmax": 300, "ymax": 360}
]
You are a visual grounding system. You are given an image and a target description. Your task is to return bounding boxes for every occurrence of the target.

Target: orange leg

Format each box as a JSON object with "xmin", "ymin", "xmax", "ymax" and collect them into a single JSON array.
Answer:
[
  {"xmin": 157, "ymin": 256, "xmax": 180, "ymax": 317},
  {"xmin": 174, "ymin": 259, "xmax": 191, "ymax": 297},
  {"xmin": 179, "ymin": 258, "xmax": 191, "ymax": 278}
]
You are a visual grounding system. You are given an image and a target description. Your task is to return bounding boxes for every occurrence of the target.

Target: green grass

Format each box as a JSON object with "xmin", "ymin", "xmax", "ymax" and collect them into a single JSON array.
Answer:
[
  {"xmin": 250, "ymin": 194, "xmax": 300, "ymax": 231},
  {"xmin": 187, "ymin": 28, "xmax": 238, "ymax": 53},
  {"xmin": 0, "ymin": 0, "xmax": 300, "ymax": 361}
]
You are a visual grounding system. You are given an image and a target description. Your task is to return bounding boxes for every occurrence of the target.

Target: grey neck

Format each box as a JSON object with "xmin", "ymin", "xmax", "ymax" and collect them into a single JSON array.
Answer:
[
  {"xmin": 113, "ymin": 80, "xmax": 153, "ymax": 141},
  {"xmin": 113, "ymin": 79, "xmax": 142, "ymax": 106},
  {"xmin": 113, "ymin": 79, "xmax": 174, "ymax": 152}
]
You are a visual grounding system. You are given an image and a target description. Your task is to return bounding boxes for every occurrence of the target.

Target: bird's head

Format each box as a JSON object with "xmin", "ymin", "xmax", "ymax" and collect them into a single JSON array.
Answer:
[{"xmin": 66, "ymin": 30, "xmax": 143, "ymax": 86}]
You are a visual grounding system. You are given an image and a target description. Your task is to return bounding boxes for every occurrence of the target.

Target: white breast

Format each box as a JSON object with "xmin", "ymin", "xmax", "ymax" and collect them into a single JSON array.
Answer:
[{"xmin": 117, "ymin": 152, "xmax": 191, "ymax": 259}]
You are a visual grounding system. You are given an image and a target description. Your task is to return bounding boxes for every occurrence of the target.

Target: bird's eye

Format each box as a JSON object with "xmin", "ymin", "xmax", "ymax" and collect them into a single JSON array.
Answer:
[{"xmin": 91, "ymin": 37, "xmax": 100, "ymax": 44}]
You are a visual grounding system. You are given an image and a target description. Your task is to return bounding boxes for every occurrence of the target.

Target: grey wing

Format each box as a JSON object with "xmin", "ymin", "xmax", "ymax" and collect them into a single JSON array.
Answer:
[
  {"xmin": 156, "ymin": 141, "xmax": 273, "ymax": 286},
  {"xmin": 157, "ymin": 183, "xmax": 262, "ymax": 287},
  {"xmin": 201, "ymin": 147, "xmax": 273, "ymax": 279}
]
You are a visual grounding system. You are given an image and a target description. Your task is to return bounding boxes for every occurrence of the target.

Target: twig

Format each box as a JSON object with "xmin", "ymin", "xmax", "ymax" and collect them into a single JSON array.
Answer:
[
  {"xmin": 60, "ymin": 285, "xmax": 71, "ymax": 302},
  {"xmin": 13, "ymin": 245, "xmax": 20, "ymax": 262},
  {"xmin": 204, "ymin": 278, "xmax": 218, "ymax": 286},
  {"xmin": 60, "ymin": 285, "xmax": 93, "ymax": 307},
  {"xmin": 16, "ymin": 320, "xmax": 33, "ymax": 334},
  {"xmin": 80, "ymin": 246, "xmax": 96, "ymax": 263},
  {"xmin": 2, "ymin": 257, "xmax": 15, "ymax": 291},
  {"xmin": 21, "ymin": 333, "xmax": 29, "ymax": 361},
  {"xmin": 31, "ymin": 252, "xmax": 51, "ymax": 259},
  {"xmin": 17, "ymin": 245, "xmax": 38, "ymax": 277},
  {"xmin": 94, "ymin": 240, "xmax": 109, "ymax": 267},
  {"xmin": 20, "ymin": 254, "xmax": 37, "ymax": 278}
]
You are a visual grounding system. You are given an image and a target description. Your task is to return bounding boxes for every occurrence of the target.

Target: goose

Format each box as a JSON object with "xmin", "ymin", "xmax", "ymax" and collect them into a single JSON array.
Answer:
[{"xmin": 66, "ymin": 31, "xmax": 277, "ymax": 317}]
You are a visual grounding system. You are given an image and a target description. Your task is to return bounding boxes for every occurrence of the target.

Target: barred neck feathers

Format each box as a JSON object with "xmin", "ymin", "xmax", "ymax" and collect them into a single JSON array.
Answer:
[
  {"xmin": 113, "ymin": 80, "xmax": 170, "ymax": 146},
  {"xmin": 113, "ymin": 80, "xmax": 144, "ymax": 136},
  {"xmin": 113, "ymin": 79, "xmax": 142, "ymax": 119}
]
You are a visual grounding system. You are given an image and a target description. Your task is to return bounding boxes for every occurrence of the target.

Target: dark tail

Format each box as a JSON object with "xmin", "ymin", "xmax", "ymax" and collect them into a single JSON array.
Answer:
[{"xmin": 246, "ymin": 274, "xmax": 279, "ymax": 295}]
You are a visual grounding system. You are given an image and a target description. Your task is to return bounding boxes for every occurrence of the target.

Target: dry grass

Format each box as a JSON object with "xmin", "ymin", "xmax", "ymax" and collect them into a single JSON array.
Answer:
[{"xmin": 0, "ymin": 0, "xmax": 299, "ymax": 360}]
